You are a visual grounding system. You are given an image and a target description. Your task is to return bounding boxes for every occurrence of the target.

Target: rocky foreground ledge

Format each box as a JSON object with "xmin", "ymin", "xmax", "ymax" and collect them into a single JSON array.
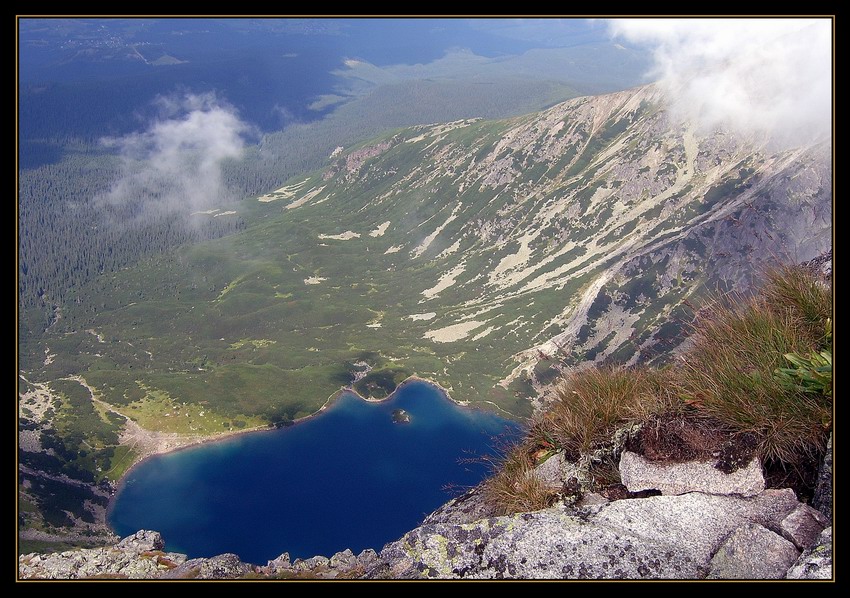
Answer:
[
  {"xmin": 17, "ymin": 492, "xmax": 832, "ymax": 580},
  {"xmin": 19, "ymin": 439, "xmax": 833, "ymax": 580}
]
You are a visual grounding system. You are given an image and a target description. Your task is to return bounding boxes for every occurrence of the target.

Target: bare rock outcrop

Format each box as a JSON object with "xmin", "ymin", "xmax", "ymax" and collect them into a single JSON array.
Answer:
[
  {"xmin": 364, "ymin": 489, "xmax": 820, "ymax": 579},
  {"xmin": 619, "ymin": 451, "xmax": 765, "ymax": 497},
  {"xmin": 706, "ymin": 524, "xmax": 799, "ymax": 579}
]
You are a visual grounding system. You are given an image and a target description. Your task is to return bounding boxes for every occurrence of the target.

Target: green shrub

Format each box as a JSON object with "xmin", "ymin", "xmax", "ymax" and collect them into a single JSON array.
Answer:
[{"xmin": 774, "ymin": 349, "xmax": 832, "ymax": 398}]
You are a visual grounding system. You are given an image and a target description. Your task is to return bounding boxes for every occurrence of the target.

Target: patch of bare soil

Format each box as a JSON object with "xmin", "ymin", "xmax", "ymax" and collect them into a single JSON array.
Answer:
[
  {"xmin": 625, "ymin": 413, "xmax": 756, "ymax": 473},
  {"xmin": 598, "ymin": 484, "xmax": 661, "ymax": 501},
  {"xmin": 763, "ymin": 452, "xmax": 823, "ymax": 505}
]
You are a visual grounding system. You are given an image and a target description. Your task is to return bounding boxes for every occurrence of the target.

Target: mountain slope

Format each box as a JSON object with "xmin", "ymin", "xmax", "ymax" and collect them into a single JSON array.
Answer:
[{"xmin": 20, "ymin": 84, "xmax": 831, "ymax": 475}]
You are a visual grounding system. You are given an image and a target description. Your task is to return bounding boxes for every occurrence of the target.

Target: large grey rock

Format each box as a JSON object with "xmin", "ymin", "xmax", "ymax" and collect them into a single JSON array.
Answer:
[
  {"xmin": 160, "ymin": 558, "xmax": 207, "ymax": 579},
  {"xmin": 786, "ymin": 527, "xmax": 832, "ymax": 579},
  {"xmin": 706, "ymin": 524, "xmax": 799, "ymax": 579},
  {"xmin": 367, "ymin": 489, "xmax": 803, "ymax": 579},
  {"xmin": 422, "ymin": 487, "xmax": 500, "ymax": 526},
  {"xmin": 590, "ymin": 489, "xmax": 798, "ymax": 562},
  {"xmin": 18, "ymin": 541, "xmax": 188, "ymax": 579},
  {"xmin": 619, "ymin": 451, "xmax": 764, "ymax": 497},
  {"xmin": 267, "ymin": 551, "xmax": 291, "ymax": 572},
  {"xmin": 194, "ymin": 553, "xmax": 251, "ymax": 579},
  {"xmin": 293, "ymin": 555, "xmax": 329, "ymax": 572},
  {"xmin": 116, "ymin": 530, "xmax": 165, "ymax": 552},
  {"xmin": 779, "ymin": 504, "xmax": 829, "ymax": 550},
  {"xmin": 356, "ymin": 549, "xmax": 380, "ymax": 570},
  {"xmin": 117, "ymin": 552, "xmax": 181, "ymax": 579},
  {"xmin": 812, "ymin": 433, "xmax": 832, "ymax": 522},
  {"xmin": 532, "ymin": 452, "xmax": 569, "ymax": 488},
  {"xmin": 19, "ymin": 533, "xmax": 372, "ymax": 580},
  {"xmin": 158, "ymin": 554, "xmax": 250, "ymax": 580}
]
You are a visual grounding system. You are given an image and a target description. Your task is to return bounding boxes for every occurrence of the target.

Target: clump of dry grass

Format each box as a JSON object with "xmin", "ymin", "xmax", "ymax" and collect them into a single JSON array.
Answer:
[
  {"xmin": 761, "ymin": 264, "xmax": 832, "ymax": 348},
  {"xmin": 482, "ymin": 367, "xmax": 672, "ymax": 514},
  {"xmin": 534, "ymin": 367, "xmax": 674, "ymax": 459},
  {"xmin": 480, "ymin": 446, "xmax": 559, "ymax": 516},
  {"xmin": 676, "ymin": 267, "xmax": 832, "ymax": 464}
]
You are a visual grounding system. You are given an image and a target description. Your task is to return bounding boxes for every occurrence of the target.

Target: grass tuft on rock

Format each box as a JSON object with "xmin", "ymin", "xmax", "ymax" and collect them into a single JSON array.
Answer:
[
  {"xmin": 535, "ymin": 366, "xmax": 673, "ymax": 459},
  {"xmin": 482, "ymin": 367, "xmax": 672, "ymax": 514},
  {"xmin": 483, "ymin": 263, "xmax": 832, "ymax": 514},
  {"xmin": 480, "ymin": 446, "xmax": 559, "ymax": 516},
  {"xmin": 677, "ymin": 264, "xmax": 831, "ymax": 465}
]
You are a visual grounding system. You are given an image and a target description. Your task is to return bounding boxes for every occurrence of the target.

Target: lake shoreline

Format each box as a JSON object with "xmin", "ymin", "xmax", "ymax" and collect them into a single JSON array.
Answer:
[{"xmin": 105, "ymin": 376, "xmax": 500, "ymax": 515}]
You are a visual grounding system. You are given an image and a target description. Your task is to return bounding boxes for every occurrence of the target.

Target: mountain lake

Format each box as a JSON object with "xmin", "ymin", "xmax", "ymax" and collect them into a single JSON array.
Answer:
[{"xmin": 108, "ymin": 380, "xmax": 521, "ymax": 564}]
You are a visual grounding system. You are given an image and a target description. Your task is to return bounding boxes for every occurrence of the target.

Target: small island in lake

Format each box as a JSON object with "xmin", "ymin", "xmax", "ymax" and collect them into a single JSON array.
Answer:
[{"xmin": 391, "ymin": 409, "xmax": 411, "ymax": 424}]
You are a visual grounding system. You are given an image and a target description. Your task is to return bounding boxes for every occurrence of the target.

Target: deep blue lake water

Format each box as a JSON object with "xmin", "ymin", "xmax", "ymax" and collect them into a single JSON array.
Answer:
[{"xmin": 109, "ymin": 381, "xmax": 521, "ymax": 564}]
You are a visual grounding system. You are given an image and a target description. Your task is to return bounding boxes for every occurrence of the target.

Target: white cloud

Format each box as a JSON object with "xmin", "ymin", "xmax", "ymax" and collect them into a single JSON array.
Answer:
[
  {"xmin": 100, "ymin": 92, "xmax": 253, "ymax": 217},
  {"xmin": 608, "ymin": 18, "xmax": 831, "ymax": 144}
]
